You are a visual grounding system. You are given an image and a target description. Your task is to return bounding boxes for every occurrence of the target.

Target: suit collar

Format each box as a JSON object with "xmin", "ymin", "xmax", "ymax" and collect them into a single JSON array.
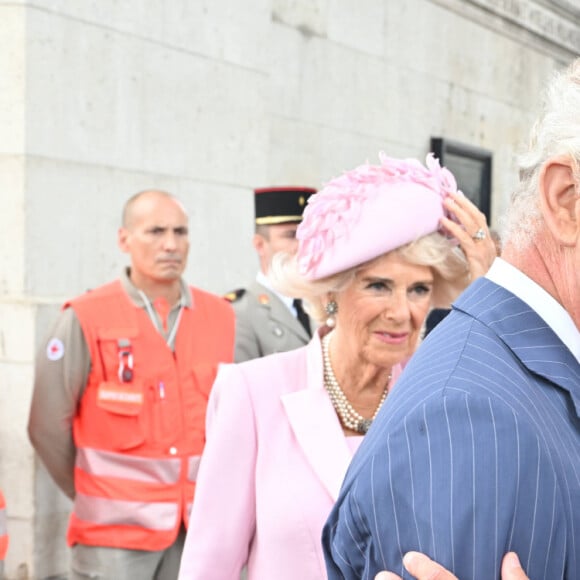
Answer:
[
  {"xmin": 249, "ymin": 281, "xmax": 310, "ymax": 342},
  {"xmin": 486, "ymin": 258, "xmax": 579, "ymax": 361},
  {"xmin": 454, "ymin": 278, "xmax": 580, "ymax": 417},
  {"xmin": 281, "ymin": 332, "xmax": 352, "ymax": 500},
  {"xmin": 256, "ymin": 271, "xmax": 293, "ymax": 309}
]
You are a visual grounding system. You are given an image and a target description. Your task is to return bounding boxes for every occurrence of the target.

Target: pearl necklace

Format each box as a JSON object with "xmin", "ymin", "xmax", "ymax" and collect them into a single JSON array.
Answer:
[{"xmin": 321, "ymin": 332, "xmax": 390, "ymax": 435}]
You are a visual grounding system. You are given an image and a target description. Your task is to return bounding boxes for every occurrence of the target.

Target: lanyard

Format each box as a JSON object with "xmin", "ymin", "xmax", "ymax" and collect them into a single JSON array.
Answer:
[{"xmin": 138, "ymin": 290, "xmax": 184, "ymax": 348}]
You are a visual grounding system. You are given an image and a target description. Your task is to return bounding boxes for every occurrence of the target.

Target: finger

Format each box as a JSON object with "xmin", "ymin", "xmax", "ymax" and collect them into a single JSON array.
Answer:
[
  {"xmin": 441, "ymin": 219, "xmax": 487, "ymax": 256},
  {"xmin": 443, "ymin": 193, "xmax": 486, "ymax": 236},
  {"xmin": 445, "ymin": 191, "xmax": 485, "ymax": 219},
  {"xmin": 440, "ymin": 216, "xmax": 496, "ymax": 257},
  {"xmin": 375, "ymin": 572, "xmax": 401, "ymax": 580},
  {"xmin": 403, "ymin": 551, "xmax": 458, "ymax": 580},
  {"xmin": 440, "ymin": 216, "xmax": 474, "ymax": 245},
  {"xmin": 501, "ymin": 552, "xmax": 529, "ymax": 580},
  {"xmin": 443, "ymin": 193, "xmax": 477, "ymax": 225}
]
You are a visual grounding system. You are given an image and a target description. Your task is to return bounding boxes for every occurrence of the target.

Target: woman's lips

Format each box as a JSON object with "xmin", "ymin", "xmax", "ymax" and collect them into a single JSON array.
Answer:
[{"xmin": 374, "ymin": 331, "xmax": 409, "ymax": 345}]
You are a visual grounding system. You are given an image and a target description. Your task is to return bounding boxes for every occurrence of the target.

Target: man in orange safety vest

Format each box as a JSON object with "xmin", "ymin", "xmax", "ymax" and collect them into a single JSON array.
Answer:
[{"xmin": 29, "ymin": 190, "xmax": 235, "ymax": 579}]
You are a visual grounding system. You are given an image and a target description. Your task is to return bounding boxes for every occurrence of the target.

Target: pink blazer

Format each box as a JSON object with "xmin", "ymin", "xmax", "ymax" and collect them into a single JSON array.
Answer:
[{"xmin": 178, "ymin": 332, "xmax": 402, "ymax": 579}]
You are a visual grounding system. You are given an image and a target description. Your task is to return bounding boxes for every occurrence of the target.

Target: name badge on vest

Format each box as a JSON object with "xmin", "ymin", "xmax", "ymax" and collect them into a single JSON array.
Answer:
[
  {"xmin": 96, "ymin": 378, "xmax": 144, "ymax": 417},
  {"xmin": 97, "ymin": 383, "xmax": 143, "ymax": 407}
]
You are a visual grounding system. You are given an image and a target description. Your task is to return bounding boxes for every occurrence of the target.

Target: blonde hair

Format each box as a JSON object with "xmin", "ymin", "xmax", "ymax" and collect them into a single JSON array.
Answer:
[{"xmin": 271, "ymin": 232, "xmax": 469, "ymax": 324}]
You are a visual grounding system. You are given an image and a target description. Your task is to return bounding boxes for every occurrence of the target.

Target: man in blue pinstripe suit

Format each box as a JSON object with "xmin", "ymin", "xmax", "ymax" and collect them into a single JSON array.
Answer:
[{"xmin": 323, "ymin": 59, "xmax": 580, "ymax": 580}]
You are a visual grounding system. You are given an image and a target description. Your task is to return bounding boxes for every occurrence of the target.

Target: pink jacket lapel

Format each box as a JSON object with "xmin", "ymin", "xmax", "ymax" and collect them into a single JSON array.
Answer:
[{"xmin": 281, "ymin": 333, "xmax": 352, "ymax": 501}]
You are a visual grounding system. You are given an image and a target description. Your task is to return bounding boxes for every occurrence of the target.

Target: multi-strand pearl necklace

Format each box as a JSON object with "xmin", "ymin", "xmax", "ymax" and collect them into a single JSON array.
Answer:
[{"xmin": 321, "ymin": 332, "xmax": 390, "ymax": 435}]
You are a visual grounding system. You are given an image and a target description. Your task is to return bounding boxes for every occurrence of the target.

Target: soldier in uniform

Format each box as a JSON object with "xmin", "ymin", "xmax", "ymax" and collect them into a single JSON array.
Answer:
[{"xmin": 226, "ymin": 186, "xmax": 316, "ymax": 362}]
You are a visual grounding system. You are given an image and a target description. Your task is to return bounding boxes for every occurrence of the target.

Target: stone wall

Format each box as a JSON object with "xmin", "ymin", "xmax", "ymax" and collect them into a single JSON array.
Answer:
[{"xmin": 0, "ymin": 0, "xmax": 577, "ymax": 577}]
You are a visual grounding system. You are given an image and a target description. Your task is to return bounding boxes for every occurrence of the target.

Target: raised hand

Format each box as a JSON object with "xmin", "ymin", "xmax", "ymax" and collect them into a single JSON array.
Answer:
[{"xmin": 441, "ymin": 191, "xmax": 498, "ymax": 280}]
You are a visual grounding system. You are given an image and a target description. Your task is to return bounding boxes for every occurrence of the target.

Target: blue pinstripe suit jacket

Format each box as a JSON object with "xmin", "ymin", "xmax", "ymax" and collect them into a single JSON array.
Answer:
[{"xmin": 323, "ymin": 278, "xmax": 580, "ymax": 580}]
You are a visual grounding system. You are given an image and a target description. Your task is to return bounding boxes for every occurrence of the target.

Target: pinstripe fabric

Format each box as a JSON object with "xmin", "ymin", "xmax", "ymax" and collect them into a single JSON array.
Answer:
[{"xmin": 323, "ymin": 278, "xmax": 579, "ymax": 580}]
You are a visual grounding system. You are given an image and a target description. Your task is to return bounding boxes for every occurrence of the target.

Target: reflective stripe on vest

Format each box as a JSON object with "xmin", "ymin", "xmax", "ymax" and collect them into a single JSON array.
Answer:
[
  {"xmin": 188, "ymin": 455, "xmax": 201, "ymax": 482},
  {"xmin": 0, "ymin": 506, "xmax": 7, "ymax": 560},
  {"xmin": 77, "ymin": 447, "xmax": 181, "ymax": 484},
  {"xmin": 75, "ymin": 493, "xmax": 178, "ymax": 531}
]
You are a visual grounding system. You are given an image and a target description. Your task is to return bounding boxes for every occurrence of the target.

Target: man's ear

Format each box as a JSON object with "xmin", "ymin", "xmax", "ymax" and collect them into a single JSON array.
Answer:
[
  {"xmin": 118, "ymin": 227, "xmax": 130, "ymax": 253},
  {"xmin": 253, "ymin": 233, "xmax": 266, "ymax": 257},
  {"xmin": 539, "ymin": 157, "xmax": 580, "ymax": 246}
]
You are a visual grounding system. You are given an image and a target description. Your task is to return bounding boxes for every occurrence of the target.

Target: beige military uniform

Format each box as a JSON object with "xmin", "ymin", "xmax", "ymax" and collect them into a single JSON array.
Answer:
[{"xmin": 228, "ymin": 281, "xmax": 313, "ymax": 363}]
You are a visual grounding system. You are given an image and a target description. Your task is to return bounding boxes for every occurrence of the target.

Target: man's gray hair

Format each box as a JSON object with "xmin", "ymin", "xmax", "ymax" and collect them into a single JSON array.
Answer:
[{"xmin": 502, "ymin": 58, "xmax": 580, "ymax": 249}]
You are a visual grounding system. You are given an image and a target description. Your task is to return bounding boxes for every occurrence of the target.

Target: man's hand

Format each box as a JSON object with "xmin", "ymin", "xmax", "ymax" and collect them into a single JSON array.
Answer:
[{"xmin": 375, "ymin": 551, "xmax": 528, "ymax": 580}]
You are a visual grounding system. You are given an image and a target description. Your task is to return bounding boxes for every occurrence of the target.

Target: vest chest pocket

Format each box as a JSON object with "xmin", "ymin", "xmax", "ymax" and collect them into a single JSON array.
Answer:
[
  {"xmin": 93, "ymin": 330, "xmax": 146, "ymax": 450},
  {"xmin": 95, "ymin": 381, "xmax": 146, "ymax": 450}
]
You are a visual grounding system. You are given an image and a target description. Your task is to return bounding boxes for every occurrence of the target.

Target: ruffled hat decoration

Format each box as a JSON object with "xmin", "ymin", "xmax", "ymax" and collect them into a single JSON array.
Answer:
[{"xmin": 296, "ymin": 153, "xmax": 461, "ymax": 280}]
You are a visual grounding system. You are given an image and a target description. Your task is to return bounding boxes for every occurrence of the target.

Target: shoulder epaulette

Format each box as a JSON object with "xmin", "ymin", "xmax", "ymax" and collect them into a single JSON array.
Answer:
[{"xmin": 223, "ymin": 288, "xmax": 246, "ymax": 303}]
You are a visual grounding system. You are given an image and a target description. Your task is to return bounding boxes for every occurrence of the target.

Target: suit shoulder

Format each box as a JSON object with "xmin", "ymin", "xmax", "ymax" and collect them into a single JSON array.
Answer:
[{"xmin": 223, "ymin": 288, "xmax": 246, "ymax": 303}]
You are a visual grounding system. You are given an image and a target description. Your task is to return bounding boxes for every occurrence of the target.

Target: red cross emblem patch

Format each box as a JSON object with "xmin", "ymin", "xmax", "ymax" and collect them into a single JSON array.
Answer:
[{"xmin": 46, "ymin": 338, "xmax": 65, "ymax": 361}]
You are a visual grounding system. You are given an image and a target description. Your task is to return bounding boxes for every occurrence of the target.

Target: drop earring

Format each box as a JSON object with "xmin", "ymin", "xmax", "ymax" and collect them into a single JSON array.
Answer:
[{"xmin": 325, "ymin": 300, "xmax": 338, "ymax": 328}]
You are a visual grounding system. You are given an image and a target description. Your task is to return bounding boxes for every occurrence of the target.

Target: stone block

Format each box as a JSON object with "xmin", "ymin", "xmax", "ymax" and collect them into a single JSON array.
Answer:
[
  {"xmin": 383, "ymin": 0, "xmax": 559, "ymax": 110},
  {"xmin": 27, "ymin": 0, "xmax": 271, "ymax": 70},
  {"xmin": 25, "ymin": 158, "xmax": 122, "ymax": 299},
  {"xmin": 0, "ymin": 155, "xmax": 25, "ymax": 296},
  {"xmin": 272, "ymin": 0, "xmax": 330, "ymax": 37},
  {"xmin": 0, "ymin": 362, "xmax": 34, "ymax": 479},
  {"xmin": 0, "ymin": 302, "xmax": 35, "ymax": 364},
  {"xmin": 0, "ymin": 5, "xmax": 25, "ymax": 155},
  {"xmin": 297, "ymin": 36, "xmax": 394, "ymax": 137},
  {"xmin": 267, "ymin": 23, "xmax": 304, "ymax": 120},
  {"xmin": 26, "ymin": 8, "xmax": 268, "ymax": 184},
  {"xmin": 327, "ymin": 0, "xmax": 385, "ymax": 56},
  {"xmin": 317, "ymin": 127, "xmax": 409, "ymax": 182},
  {"xmin": 268, "ymin": 118, "xmax": 322, "ymax": 187},
  {"xmin": 179, "ymin": 180, "xmax": 257, "ymax": 294}
]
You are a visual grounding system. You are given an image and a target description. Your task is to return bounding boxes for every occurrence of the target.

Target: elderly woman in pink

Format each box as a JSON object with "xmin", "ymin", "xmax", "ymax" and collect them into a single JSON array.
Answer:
[{"xmin": 178, "ymin": 154, "xmax": 496, "ymax": 580}]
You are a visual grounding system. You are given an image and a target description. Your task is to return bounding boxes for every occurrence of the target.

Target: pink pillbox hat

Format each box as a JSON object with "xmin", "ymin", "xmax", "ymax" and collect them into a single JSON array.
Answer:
[{"xmin": 296, "ymin": 153, "xmax": 459, "ymax": 280}]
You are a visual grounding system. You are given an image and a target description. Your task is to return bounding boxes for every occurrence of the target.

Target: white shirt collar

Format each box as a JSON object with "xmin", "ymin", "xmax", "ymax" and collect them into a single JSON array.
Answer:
[
  {"xmin": 486, "ymin": 258, "xmax": 580, "ymax": 363},
  {"xmin": 256, "ymin": 271, "xmax": 295, "ymax": 314}
]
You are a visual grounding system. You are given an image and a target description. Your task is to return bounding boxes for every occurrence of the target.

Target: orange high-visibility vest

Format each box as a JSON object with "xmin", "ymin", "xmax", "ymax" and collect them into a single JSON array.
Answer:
[
  {"xmin": 0, "ymin": 489, "xmax": 8, "ymax": 561},
  {"xmin": 67, "ymin": 281, "xmax": 234, "ymax": 551}
]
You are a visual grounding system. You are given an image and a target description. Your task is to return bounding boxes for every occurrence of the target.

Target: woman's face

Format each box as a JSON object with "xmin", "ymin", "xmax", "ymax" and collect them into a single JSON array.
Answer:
[{"xmin": 333, "ymin": 252, "xmax": 434, "ymax": 369}]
